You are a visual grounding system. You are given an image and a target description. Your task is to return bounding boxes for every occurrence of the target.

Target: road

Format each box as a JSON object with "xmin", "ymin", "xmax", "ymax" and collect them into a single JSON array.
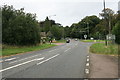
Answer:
[{"xmin": 0, "ymin": 40, "xmax": 92, "ymax": 78}]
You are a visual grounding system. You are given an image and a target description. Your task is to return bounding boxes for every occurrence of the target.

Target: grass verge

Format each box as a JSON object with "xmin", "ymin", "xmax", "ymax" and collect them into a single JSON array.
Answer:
[
  {"xmin": 90, "ymin": 43, "xmax": 118, "ymax": 55},
  {"xmin": 81, "ymin": 40, "xmax": 105, "ymax": 42},
  {"xmin": 2, "ymin": 44, "xmax": 56, "ymax": 56},
  {"xmin": 53, "ymin": 40, "xmax": 66, "ymax": 43}
]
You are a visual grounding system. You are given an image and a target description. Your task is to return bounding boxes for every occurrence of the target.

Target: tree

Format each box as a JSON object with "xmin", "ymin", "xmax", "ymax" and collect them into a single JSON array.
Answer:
[
  {"xmin": 112, "ymin": 21, "xmax": 120, "ymax": 44},
  {"xmin": 68, "ymin": 15, "xmax": 100, "ymax": 39},
  {"xmin": 2, "ymin": 5, "xmax": 40, "ymax": 45},
  {"xmin": 43, "ymin": 17, "xmax": 51, "ymax": 33},
  {"xmin": 50, "ymin": 25, "xmax": 64, "ymax": 40},
  {"xmin": 64, "ymin": 26, "xmax": 71, "ymax": 38},
  {"xmin": 100, "ymin": 8, "xmax": 115, "ymax": 34}
]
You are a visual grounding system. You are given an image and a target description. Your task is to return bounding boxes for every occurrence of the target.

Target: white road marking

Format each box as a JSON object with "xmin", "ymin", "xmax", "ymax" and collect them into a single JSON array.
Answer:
[
  {"xmin": 37, "ymin": 54, "xmax": 59, "ymax": 65},
  {"xmin": 86, "ymin": 63, "xmax": 89, "ymax": 67},
  {"xmin": 9, "ymin": 54, "xmax": 41, "ymax": 64},
  {"xmin": 87, "ymin": 56, "xmax": 89, "ymax": 58},
  {"xmin": 85, "ymin": 69, "xmax": 89, "ymax": 74},
  {"xmin": 0, "ymin": 57, "xmax": 44, "ymax": 72},
  {"xmin": 64, "ymin": 48, "xmax": 71, "ymax": 52},
  {"xmin": 87, "ymin": 59, "xmax": 89, "ymax": 62},
  {"xmin": 0, "ymin": 60, "xmax": 3, "ymax": 63},
  {"xmin": 4, "ymin": 57, "xmax": 19, "ymax": 62},
  {"xmin": 49, "ymin": 49, "xmax": 57, "ymax": 52}
]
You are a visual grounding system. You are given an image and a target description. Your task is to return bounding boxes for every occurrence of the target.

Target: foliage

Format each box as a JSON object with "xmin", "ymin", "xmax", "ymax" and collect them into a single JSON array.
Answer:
[
  {"xmin": 2, "ymin": 5, "xmax": 40, "ymax": 45},
  {"xmin": 64, "ymin": 8, "xmax": 117, "ymax": 40},
  {"xmin": 50, "ymin": 25, "xmax": 64, "ymax": 40},
  {"xmin": 112, "ymin": 21, "xmax": 120, "ymax": 44},
  {"xmin": 43, "ymin": 17, "xmax": 51, "ymax": 33},
  {"xmin": 65, "ymin": 15, "xmax": 101, "ymax": 39},
  {"xmin": 100, "ymin": 8, "xmax": 115, "ymax": 33}
]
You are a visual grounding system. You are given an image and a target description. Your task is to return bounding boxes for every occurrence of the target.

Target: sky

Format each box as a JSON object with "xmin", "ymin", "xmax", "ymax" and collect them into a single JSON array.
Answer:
[{"xmin": 0, "ymin": 0, "xmax": 120, "ymax": 26}]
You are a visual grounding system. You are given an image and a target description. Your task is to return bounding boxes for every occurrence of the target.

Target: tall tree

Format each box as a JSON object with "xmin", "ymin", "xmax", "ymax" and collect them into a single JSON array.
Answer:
[
  {"xmin": 113, "ymin": 21, "xmax": 120, "ymax": 44},
  {"xmin": 100, "ymin": 8, "xmax": 115, "ymax": 34},
  {"xmin": 43, "ymin": 17, "xmax": 51, "ymax": 33},
  {"xmin": 2, "ymin": 5, "xmax": 40, "ymax": 45},
  {"xmin": 50, "ymin": 25, "xmax": 64, "ymax": 40}
]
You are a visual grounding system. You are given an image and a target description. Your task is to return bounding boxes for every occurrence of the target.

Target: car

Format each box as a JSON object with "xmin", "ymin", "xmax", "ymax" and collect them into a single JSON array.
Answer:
[
  {"xmin": 75, "ymin": 39, "xmax": 78, "ymax": 41},
  {"xmin": 66, "ymin": 39, "xmax": 70, "ymax": 43}
]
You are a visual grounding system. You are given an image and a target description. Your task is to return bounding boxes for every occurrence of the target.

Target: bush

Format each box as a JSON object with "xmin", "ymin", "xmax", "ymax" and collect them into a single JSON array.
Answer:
[
  {"xmin": 2, "ymin": 5, "xmax": 40, "ymax": 45},
  {"xmin": 113, "ymin": 21, "xmax": 120, "ymax": 44}
]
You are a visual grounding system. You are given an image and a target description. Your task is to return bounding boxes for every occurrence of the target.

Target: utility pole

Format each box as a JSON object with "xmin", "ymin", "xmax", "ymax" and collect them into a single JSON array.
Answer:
[
  {"xmin": 103, "ymin": 0, "xmax": 107, "ymax": 46},
  {"xmin": 87, "ymin": 22, "xmax": 89, "ymax": 39}
]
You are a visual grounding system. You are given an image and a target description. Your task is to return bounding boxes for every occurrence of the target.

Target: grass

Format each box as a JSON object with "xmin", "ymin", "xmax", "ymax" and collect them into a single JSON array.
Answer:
[
  {"xmin": 81, "ymin": 40, "xmax": 105, "ymax": 42},
  {"xmin": 90, "ymin": 43, "xmax": 118, "ymax": 55},
  {"xmin": 53, "ymin": 39, "xmax": 66, "ymax": 43},
  {"xmin": 2, "ymin": 44, "xmax": 56, "ymax": 56}
]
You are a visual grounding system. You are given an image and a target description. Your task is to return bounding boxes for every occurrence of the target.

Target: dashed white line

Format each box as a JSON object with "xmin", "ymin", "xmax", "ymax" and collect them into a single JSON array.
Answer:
[
  {"xmin": 64, "ymin": 48, "xmax": 71, "ymax": 52},
  {"xmin": 0, "ymin": 60, "xmax": 3, "ymax": 63},
  {"xmin": 37, "ymin": 54, "xmax": 59, "ymax": 65},
  {"xmin": 9, "ymin": 54, "xmax": 41, "ymax": 64},
  {"xmin": 0, "ymin": 57, "xmax": 44, "ymax": 72},
  {"xmin": 86, "ymin": 63, "xmax": 89, "ymax": 67},
  {"xmin": 87, "ymin": 56, "xmax": 89, "ymax": 58},
  {"xmin": 87, "ymin": 59, "xmax": 89, "ymax": 62},
  {"xmin": 85, "ymin": 69, "xmax": 89, "ymax": 74},
  {"xmin": 4, "ymin": 57, "xmax": 19, "ymax": 62},
  {"xmin": 49, "ymin": 49, "xmax": 57, "ymax": 52}
]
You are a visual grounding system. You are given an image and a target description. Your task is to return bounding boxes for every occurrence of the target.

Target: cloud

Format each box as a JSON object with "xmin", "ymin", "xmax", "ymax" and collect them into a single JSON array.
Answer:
[{"xmin": 0, "ymin": 0, "xmax": 119, "ymax": 26}]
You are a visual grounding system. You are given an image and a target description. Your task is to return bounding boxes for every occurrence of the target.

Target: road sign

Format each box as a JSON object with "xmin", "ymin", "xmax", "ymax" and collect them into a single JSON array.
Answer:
[
  {"xmin": 84, "ymin": 35, "xmax": 87, "ymax": 40},
  {"xmin": 106, "ymin": 34, "xmax": 115, "ymax": 40}
]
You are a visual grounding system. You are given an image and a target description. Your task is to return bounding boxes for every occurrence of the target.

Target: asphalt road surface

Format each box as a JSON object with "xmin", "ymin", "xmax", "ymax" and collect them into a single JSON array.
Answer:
[{"xmin": 0, "ymin": 40, "xmax": 92, "ymax": 78}]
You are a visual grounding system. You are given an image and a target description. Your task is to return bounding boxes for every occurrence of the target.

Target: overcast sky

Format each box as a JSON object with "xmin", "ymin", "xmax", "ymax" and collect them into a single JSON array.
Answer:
[{"xmin": 0, "ymin": 0, "xmax": 120, "ymax": 26}]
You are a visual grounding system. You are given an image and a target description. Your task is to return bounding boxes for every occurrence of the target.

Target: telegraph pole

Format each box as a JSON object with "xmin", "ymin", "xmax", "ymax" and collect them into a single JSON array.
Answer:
[{"xmin": 103, "ymin": 0, "xmax": 107, "ymax": 46}]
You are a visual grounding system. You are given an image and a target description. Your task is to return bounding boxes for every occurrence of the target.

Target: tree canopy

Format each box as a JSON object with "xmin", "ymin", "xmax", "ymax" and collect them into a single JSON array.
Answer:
[{"xmin": 2, "ymin": 5, "xmax": 40, "ymax": 45}]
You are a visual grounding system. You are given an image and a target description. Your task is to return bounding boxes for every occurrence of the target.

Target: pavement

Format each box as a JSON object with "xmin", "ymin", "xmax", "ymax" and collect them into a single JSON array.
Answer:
[
  {"xmin": 89, "ymin": 53, "xmax": 118, "ymax": 78},
  {"xmin": 0, "ymin": 40, "xmax": 93, "ymax": 79}
]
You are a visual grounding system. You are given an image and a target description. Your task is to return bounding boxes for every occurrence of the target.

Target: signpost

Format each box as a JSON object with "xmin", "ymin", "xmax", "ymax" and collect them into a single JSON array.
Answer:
[
  {"xmin": 106, "ymin": 34, "xmax": 116, "ymax": 44},
  {"xmin": 84, "ymin": 35, "xmax": 87, "ymax": 40}
]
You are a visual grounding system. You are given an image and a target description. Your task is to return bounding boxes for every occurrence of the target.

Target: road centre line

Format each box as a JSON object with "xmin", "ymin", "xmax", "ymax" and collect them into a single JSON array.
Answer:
[
  {"xmin": 37, "ymin": 54, "xmax": 60, "ymax": 65},
  {"xmin": 4, "ymin": 57, "xmax": 19, "ymax": 62},
  {"xmin": 0, "ymin": 60, "xmax": 3, "ymax": 63},
  {"xmin": 49, "ymin": 49, "xmax": 57, "ymax": 52},
  {"xmin": 0, "ymin": 57, "xmax": 44, "ymax": 72},
  {"xmin": 87, "ymin": 56, "xmax": 89, "ymax": 58},
  {"xmin": 64, "ymin": 48, "xmax": 71, "ymax": 52},
  {"xmin": 9, "ymin": 54, "xmax": 41, "ymax": 64}
]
